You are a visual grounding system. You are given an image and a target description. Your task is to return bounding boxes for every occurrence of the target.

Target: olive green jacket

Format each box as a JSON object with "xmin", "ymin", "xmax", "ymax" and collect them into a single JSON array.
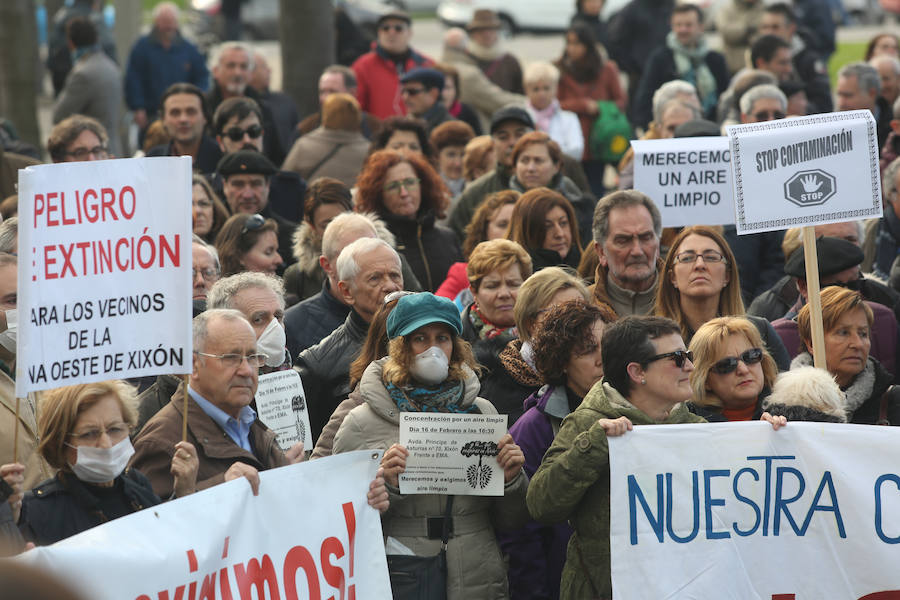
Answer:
[{"xmin": 526, "ymin": 381, "xmax": 705, "ymax": 599}]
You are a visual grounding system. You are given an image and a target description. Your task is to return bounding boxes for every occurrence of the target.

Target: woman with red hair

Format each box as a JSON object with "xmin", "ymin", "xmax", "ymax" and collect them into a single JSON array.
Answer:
[{"xmin": 356, "ymin": 150, "xmax": 462, "ymax": 291}]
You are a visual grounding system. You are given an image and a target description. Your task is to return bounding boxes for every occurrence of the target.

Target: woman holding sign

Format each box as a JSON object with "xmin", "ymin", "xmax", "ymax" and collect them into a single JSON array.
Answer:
[
  {"xmin": 654, "ymin": 226, "xmax": 790, "ymax": 370},
  {"xmin": 526, "ymin": 316, "xmax": 785, "ymax": 599},
  {"xmin": 18, "ymin": 380, "xmax": 199, "ymax": 546},
  {"xmin": 332, "ymin": 293, "xmax": 528, "ymax": 599}
]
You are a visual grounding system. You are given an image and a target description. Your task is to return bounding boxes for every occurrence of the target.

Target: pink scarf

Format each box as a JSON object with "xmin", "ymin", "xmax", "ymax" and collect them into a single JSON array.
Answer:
[{"xmin": 530, "ymin": 99, "xmax": 559, "ymax": 134}]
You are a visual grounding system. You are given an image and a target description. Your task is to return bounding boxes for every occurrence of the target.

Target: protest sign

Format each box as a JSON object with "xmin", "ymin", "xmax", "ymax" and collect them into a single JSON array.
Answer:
[
  {"xmin": 609, "ymin": 422, "xmax": 900, "ymax": 599},
  {"xmin": 256, "ymin": 369, "xmax": 312, "ymax": 451},
  {"xmin": 632, "ymin": 136, "xmax": 734, "ymax": 227},
  {"xmin": 399, "ymin": 413, "xmax": 507, "ymax": 496},
  {"xmin": 15, "ymin": 450, "xmax": 391, "ymax": 600},
  {"xmin": 16, "ymin": 157, "xmax": 192, "ymax": 396},
  {"xmin": 726, "ymin": 110, "xmax": 881, "ymax": 234}
]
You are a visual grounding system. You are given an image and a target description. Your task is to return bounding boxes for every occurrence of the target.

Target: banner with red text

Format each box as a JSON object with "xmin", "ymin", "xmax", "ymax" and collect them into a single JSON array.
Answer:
[
  {"xmin": 16, "ymin": 157, "xmax": 192, "ymax": 395},
  {"xmin": 15, "ymin": 450, "xmax": 391, "ymax": 600},
  {"xmin": 609, "ymin": 422, "xmax": 900, "ymax": 599}
]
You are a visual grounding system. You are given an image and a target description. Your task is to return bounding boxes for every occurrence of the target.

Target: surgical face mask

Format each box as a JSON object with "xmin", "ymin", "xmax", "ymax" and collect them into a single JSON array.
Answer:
[
  {"xmin": 0, "ymin": 309, "xmax": 16, "ymax": 354},
  {"xmin": 257, "ymin": 318, "xmax": 287, "ymax": 368},
  {"xmin": 410, "ymin": 346, "xmax": 449, "ymax": 386},
  {"xmin": 67, "ymin": 437, "xmax": 135, "ymax": 484}
]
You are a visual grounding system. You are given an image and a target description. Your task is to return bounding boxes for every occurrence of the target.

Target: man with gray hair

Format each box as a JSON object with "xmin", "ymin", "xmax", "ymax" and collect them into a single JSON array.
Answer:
[
  {"xmin": 871, "ymin": 55, "xmax": 900, "ymax": 113},
  {"xmin": 590, "ymin": 190, "xmax": 662, "ymax": 318},
  {"xmin": 0, "ymin": 218, "xmax": 17, "ymax": 255},
  {"xmin": 739, "ymin": 84, "xmax": 788, "ymax": 123},
  {"xmin": 297, "ymin": 237, "xmax": 403, "ymax": 442},
  {"xmin": 836, "ymin": 62, "xmax": 891, "ymax": 149},
  {"xmin": 297, "ymin": 65, "xmax": 383, "ymax": 139}
]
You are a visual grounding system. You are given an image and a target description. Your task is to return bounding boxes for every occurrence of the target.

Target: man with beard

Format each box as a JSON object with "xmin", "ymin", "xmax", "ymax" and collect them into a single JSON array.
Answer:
[
  {"xmin": 146, "ymin": 83, "xmax": 222, "ymax": 175},
  {"xmin": 589, "ymin": 190, "xmax": 663, "ymax": 319}
]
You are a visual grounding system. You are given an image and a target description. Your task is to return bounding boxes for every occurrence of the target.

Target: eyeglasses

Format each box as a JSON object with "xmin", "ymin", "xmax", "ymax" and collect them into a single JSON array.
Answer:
[
  {"xmin": 711, "ymin": 347, "xmax": 764, "ymax": 375},
  {"xmin": 194, "ymin": 351, "xmax": 268, "ymax": 368},
  {"xmin": 224, "ymin": 124, "xmax": 263, "ymax": 141},
  {"xmin": 753, "ymin": 110, "xmax": 786, "ymax": 121},
  {"xmin": 674, "ymin": 250, "xmax": 727, "ymax": 265},
  {"xmin": 384, "ymin": 290, "xmax": 416, "ymax": 304},
  {"xmin": 401, "ymin": 87, "xmax": 426, "ymax": 97},
  {"xmin": 193, "ymin": 267, "xmax": 218, "ymax": 282},
  {"xmin": 644, "ymin": 349, "xmax": 694, "ymax": 368},
  {"xmin": 379, "ymin": 23, "xmax": 407, "ymax": 32},
  {"xmin": 68, "ymin": 423, "xmax": 130, "ymax": 444},
  {"xmin": 66, "ymin": 145, "xmax": 108, "ymax": 160},
  {"xmin": 241, "ymin": 213, "xmax": 265, "ymax": 235},
  {"xmin": 384, "ymin": 177, "xmax": 420, "ymax": 193}
]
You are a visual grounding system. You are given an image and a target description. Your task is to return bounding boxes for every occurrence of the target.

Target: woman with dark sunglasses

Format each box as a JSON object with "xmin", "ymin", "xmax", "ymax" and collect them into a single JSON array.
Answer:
[{"xmin": 687, "ymin": 316, "xmax": 779, "ymax": 422}]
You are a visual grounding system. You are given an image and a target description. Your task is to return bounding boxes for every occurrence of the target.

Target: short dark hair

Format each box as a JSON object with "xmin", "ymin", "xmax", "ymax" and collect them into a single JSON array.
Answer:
[
  {"xmin": 370, "ymin": 116, "xmax": 434, "ymax": 160},
  {"xmin": 47, "ymin": 115, "xmax": 108, "ymax": 162},
  {"xmin": 601, "ymin": 316, "xmax": 682, "ymax": 396},
  {"xmin": 764, "ymin": 2, "xmax": 796, "ymax": 24},
  {"xmin": 66, "ymin": 16, "xmax": 97, "ymax": 48},
  {"xmin": 213, "ymin": 97, "xmax": 263, "ymax": 136},
  {"xmin": 303, "ymin": 177, "xmax": 353, "ymax": 224},
  {"xmin": 323, "ymin": 64, "xmax": 357, "ymax": 90},
  {"xmin": 160, "ymin": 82, "xmax": 211, "ymax": 129},
  {"xmin": 751, "ymin": 34, "xmax": 791, "ymax": 66},
  {"xmin": 672, "ymin": 3, "xmax": 703, "ymax": 23},
  {"xmin": 533, "ymin": 301, "xmax": 615, "ymax": 386}
]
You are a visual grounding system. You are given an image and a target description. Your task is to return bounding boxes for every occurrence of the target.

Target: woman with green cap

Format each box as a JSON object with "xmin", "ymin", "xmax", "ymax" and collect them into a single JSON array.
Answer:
[{"xmin": 333, "ymin": 292, "xmax": 528, "ymax": 598}]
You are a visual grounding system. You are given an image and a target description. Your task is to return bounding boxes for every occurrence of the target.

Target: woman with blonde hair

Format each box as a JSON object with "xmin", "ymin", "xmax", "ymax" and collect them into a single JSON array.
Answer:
[
  {"xmin": 687, "ymin": 316, "xmax": 779, "ymax": 421},
  {"xmin": 654, "ymin": 225, "xmax": 790, "ymax": 370}
]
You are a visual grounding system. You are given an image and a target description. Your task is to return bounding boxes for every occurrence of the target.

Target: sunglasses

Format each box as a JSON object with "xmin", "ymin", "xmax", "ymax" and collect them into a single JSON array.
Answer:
[
  {"xmin": 753, "ymin": 110, "xmax": 786, "ymax": 121},
  {"xmin": 224, "ymin": 124, "xmax": 263, "ymax": 141},
  {"xmin": 379, "ymin": 23, "xmax": 407, "ymax": 32},
  {"xmin": 711, "ymin": 348, "xmax": 764, "ymax": 375},
  {"xmin": 401, "ymin": 87, "xmax": 426, "ymax": 97},
  {"xmin": 645, "ymin": 349, "xmax": 694, "ymax": 368},
  {"xmin": 241, "ymin": 213, "xmax": 265, "ymax": 235}
]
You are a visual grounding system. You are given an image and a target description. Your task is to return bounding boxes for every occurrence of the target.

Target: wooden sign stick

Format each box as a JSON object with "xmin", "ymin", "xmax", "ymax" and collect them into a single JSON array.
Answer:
[
  {"xmin": 12, "ymin": 397, "xmax": 20, "ymax": 463},
  {"xmin": 801, "ymin": 226, "xmax": 827, "ymax": 369},
  {"xmin": 182, "ymin": 374, "xmax": 190, "ymax": 442}
]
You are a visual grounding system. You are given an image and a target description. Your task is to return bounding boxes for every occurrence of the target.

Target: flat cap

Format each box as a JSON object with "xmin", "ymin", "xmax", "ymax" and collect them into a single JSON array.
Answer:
[
  {"xmin": 400, "ymin": 67, "xmax": 445, "ymax": 92},
  {"xmin": 784, "ymin": 236, "xmax": 864, "ymax": 279},
  {"xmin": 376, "ymin": 10, "xmax": 411, "ymax": 27},
  {"xmin": 217, "ymin": 150, "xmax": 277, "ymax": 177},
  {"xmin": 490, "ymin": 105, "xmax": 534, "ymax": 134}
]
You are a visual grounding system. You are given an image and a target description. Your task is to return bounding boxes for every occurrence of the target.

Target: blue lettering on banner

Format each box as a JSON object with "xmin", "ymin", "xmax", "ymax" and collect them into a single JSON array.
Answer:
[{"xmin": 875, "ymin": 474, "xmax": 900, "ymax": 544}]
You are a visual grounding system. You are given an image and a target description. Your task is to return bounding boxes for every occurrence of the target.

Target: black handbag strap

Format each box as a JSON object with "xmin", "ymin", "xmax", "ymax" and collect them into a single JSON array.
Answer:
[
  {"xmin": 440, "ymin": 496, "xmax": 454, "ymax": 550},
  {"xmin": 306, "ymin": 142, "xmax": 346, "ymax": 179}
]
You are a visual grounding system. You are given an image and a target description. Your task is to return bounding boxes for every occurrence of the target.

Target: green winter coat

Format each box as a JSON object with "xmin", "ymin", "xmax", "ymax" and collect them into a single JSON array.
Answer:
[{"xmin": 526, "ymin": 380, "xmax": 706, "ymax": 599}]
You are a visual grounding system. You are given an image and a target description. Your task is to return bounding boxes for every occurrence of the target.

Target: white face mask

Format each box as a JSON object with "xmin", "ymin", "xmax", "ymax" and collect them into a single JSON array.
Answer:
[
  {"xmin": 410, "ymin": 346, "xmax": 450, "ymax": 386},
  {"xmin": 0, "ymin": 309, "xmax": 16, "ymax": 354},
  {"xmin": 67, "ymin": 437, "xmax": 135, "ymax": 484},
  {"xmin": 257, "ymin": 317, "xmax": 286, "ymax": 368}
]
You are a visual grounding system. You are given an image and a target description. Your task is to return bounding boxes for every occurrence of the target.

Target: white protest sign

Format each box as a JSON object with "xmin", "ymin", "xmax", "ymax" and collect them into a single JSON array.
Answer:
[
  {"xmin": 399, "ymin": 412, "xmax": 508, "ymax": 496},
  {"xmin": 726, "ymin": 110, "xmax": 881, "ymax": 234},
  {"xmin": 16, "ymin": 157, "xmax": 192, "ymax": 396},
  {"xmin": 609, "ymin": 422, "xmax": 900, "ymax": 599},
  {"xmin": 632, "ymin": 136, "xmax": 734, "ymax": 227},
  {"xmin": 14, "ymin": 450, "xmax": 391, "ymax": 600},
  {"xmin": 256, "ymin": 369, "xmax": 312, "ymax": 451}
]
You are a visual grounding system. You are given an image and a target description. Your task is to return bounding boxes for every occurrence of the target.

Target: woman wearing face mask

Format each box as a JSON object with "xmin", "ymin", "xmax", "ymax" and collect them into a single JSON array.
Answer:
[
  {"xmin": 18, "ymin": 380, "xmax": 198, "ymax": 546},
  {"xmin": 332, "ymin": 292, "xmax": 528, "ymax": 598}
]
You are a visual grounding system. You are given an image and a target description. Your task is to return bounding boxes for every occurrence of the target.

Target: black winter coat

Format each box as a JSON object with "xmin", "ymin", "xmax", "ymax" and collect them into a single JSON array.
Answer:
[
  {"xmin": 381, "ymin": 210, "xmax": 462, "ymax": 292},
  {"xmin": 284, "ymin": 279, "xmax": 350, "ymax": 360}
]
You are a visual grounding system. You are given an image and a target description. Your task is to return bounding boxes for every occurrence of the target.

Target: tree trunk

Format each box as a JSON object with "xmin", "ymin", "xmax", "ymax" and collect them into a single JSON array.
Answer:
[
  {"xmin": 278, "ymin": 0, "xmax": 334, "ymax": 119},
  {"xmin": 0, "ymin": 0, "xmax": 41, "ymax": 148}
]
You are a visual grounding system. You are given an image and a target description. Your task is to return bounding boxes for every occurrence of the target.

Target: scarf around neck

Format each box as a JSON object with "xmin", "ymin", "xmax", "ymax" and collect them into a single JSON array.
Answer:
[
  {"xmin": 385, "ymin": 378, "xmax": 475, "ymax": 413},
  {"xmin": 469, "ymin": 302, "xmax": 517, "ymax": 340},
  {"xmin": 530, "ymin": 100, "xmax": 560, "ymax": 134},
  {"xmin": 666, "ymin": 32, "xmax": 717, "ymax": 114},
  {"xmin": 791, "ymin": 352, "xmax": 875, "ymax": 417}
]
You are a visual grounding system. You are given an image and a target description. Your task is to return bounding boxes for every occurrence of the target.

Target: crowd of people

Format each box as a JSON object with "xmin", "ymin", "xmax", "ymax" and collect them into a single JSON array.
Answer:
[{"xmin": 1, "ymin": 0, "xmax": 900, "ymax": 598}]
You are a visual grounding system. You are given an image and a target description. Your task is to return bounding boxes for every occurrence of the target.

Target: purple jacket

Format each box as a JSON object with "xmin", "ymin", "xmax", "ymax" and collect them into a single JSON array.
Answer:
[{"xmin": 501, "ymin": 385, "xmax": 574, "ymax": 600}]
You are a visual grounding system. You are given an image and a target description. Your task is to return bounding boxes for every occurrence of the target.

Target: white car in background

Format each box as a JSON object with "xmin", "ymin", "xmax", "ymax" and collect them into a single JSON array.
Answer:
[{"xmin": 436, "ymin": 0, "xmax": 629, "ymax": 35}]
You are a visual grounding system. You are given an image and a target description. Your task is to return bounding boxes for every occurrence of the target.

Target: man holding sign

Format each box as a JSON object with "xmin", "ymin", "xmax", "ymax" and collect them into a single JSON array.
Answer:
[{"xmin": 333, "ymin": 292, "xmax": 528, "ymax": 597}]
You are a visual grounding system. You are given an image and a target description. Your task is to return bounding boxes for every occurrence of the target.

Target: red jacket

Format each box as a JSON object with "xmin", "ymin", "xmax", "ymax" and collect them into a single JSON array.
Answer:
[
  {"xmin": 556, "ymin": 60, "xmax": 627, "ymax": 161},
  {"xmin": 351, "ymin": 46, "xmax": 433, "ymax": 119}
]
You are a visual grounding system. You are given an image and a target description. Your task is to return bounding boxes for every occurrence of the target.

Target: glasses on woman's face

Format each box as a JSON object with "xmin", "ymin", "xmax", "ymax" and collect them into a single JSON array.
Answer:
[
  {"xmin": 68, "ymin": 423, "xmax": 130, "ymax": 445},
  {"xmin": 241, "ymin": 213, "xmax": 265, "ymax": 235},
  {"xmin": 384, "ymin": 177, "xmax": 420, "ymax": 194},
  {"xmin": 711, "ymin": 347, "xmax": 764, "ymax": 375},
  {"xmin": 224, "ymin": 124, "xmax": 263, "ymax": 141},
  {"xmin": 644, "ymin": 349, "xmax": 694, "ymax": 369},
  {"xmin": 674, "ymin": 250, "xmax": 727, "ymax": 265}
]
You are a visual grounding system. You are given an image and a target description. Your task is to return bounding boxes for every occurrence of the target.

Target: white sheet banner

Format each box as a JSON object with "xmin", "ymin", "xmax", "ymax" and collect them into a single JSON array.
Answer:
[
  {"xmin": 15, "ymin": 450, "xmax": 391, "ymax": 600},
  {"xmin": 16, "ymin": 157, "xmax": 192, "ymax": 395},
  {"xmin": 726, "ymin": 110, "xmax": 882, "ymax": 234},
  {"xmin": 632, "ymin": 137, "xmax": 734, "ymax": 227},
  {"xmin": 609, "ymin": 422, "xmax": 900, "ymax": 599}
]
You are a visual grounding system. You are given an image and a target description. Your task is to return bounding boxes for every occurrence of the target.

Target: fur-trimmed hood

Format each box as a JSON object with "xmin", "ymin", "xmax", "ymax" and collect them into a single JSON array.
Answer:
[{"xmin": 290, "ymin": 212, "xmax": 399, "ymax": 276}]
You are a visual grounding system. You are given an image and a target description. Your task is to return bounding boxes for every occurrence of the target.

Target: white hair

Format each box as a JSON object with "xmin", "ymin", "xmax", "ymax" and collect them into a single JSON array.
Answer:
[
  {"xmin": 870, "ymin": 54, "xmax": 900, "ymax": 76},
  {"xmin": 192, "ymin": 234, "xmax": 220, "ymax": 273},
  {"xmin": 652, "ymin": 80, "xmax": 699, "ymax": 124},
  {"xmin": 739, "ymin": 84, "xmax": 787, "ymax": 115},
  {"xmin": 321, "ymin": 212, "xmax": 378, "ymax": 262},
  {"xmin": 523, "ymin": 61, "xmax": 560, "ymax": 87},
  {"xmin": 336, "ymin": 237, "xmax": 399, "ymax": 284},
  {"xmin": 193, "ymin": 308, "xmax": 249, "ymax": 353},
  {"xmin": 763, "ymin": 366, "xmax": 847, "ymax": 422},
  {"xmin": 207, "ymin": 272, "xmax": 285, "ymax": 310},
  {"xmin": 152, "ymin": 1, "xmax": 179, "ymax": 22},
  {"xmin": 212, "ymin": 43, "xmax": 255, "ymax": 72}
]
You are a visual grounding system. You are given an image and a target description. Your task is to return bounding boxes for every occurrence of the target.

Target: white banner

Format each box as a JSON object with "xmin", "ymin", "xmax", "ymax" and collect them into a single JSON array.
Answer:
[
  {"xmin": 16, "ymin": 157, "xmax": 193, "ymax": 395},
  {"xmin": 256, "ymin": 370, "xmax": 312, "ymax": 451},
  {"xmin": 399, "ymin": 413, "xmax": 507, "ymax": 496},
  {"xmin": 726, "ymin": 110, "xmax": 882, "ymax": 235},
  {"xmin": 609, "ymin": 422, "xmax": 900, "ymax": 599},
  {"xmin": 15, "ymin": 450, "xmax": 392, "ymax": 600},
  {"xmin": 632, "ymin": 137, "xmax": 734, "ymax": 227}
]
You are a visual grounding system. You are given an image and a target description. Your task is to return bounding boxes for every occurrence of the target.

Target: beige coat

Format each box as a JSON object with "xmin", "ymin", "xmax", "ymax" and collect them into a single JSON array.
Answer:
[
  {"xmin": 0, "ymin": 369, "xmax": 53, "ymax": 489},
  {"xmin": 715, "ymin": 0, "xmax": 765, "ymax": 74},
  {"xmin": 441, "ymin": 46, "xmax": 526, "ymax": 132},
  {"xmin": 333, "ymin": 358, "xmax": 529, "ymax": 600}
]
